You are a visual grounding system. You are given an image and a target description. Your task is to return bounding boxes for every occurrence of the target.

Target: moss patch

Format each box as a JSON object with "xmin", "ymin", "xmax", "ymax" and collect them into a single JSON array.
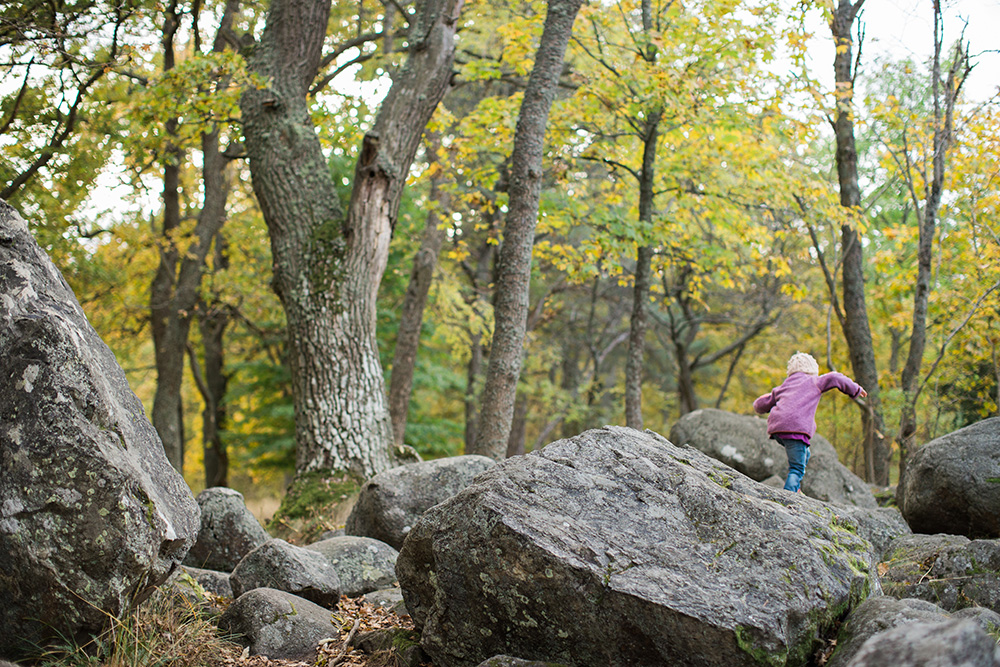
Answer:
[{"xmin": 267, "ymin": 470, "xmax": 363, "ymax": 544}]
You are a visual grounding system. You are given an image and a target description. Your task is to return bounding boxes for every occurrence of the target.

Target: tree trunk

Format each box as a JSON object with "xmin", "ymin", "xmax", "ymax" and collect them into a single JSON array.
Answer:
[
  {"xmin": 388, "ymin": 135, "xmax": 449, "ymax": 446},
  {"xmin": 150, "ymin": 0, "xmax": 186, "ymax": 471},
  {"xmin": 625, "ymin": 244, "xmax": 653, "ymax": 428},
  {"xmin": 623, "ymin": 7, "xmax": 660, "ymax": 431},
  {"xmin": 472, "ymin": 0, "xmax": 584, "ymax": 459},
  {"xmin": 461, "ymin": 233, "xmax": 496, "ymax": 452},
  {"xmin": 830, "ymin": 0, "xmax": 890, "ymax": 485},
  {"xmin": 897, "ymin": 11, "xmax": 967, "ymax": 487},
  {"xmin": 465, "ymin": 330, "xmax": 484, "ymax": 450},
  {"xmin": 241, "ymin": 0, "xmax": 463, "ymax": 478},
  {"xmin": 197, "ymin": 231, "xmax": 231, "ymax": 489},
  {"xmin": 150, "ymin": 0, "xmax": 240, "ymax": 473},
  {"xmin": 505, "ymin": 392, "xmax": 528, "ymax": 457},
  {"xmin": 197, "ymin": 299, "xmax": 230, "ymax": 489}
]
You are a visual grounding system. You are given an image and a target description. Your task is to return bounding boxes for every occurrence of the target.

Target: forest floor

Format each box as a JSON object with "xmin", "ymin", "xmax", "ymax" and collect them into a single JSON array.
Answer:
[{"xmin": 223, "ymin": 596, "xmax": 427, "ymax": 667}]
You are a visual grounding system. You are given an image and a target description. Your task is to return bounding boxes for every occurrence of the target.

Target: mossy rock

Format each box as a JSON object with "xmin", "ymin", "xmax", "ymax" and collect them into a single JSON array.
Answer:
[
  {"xmin": 872, "ymin": 486, "xmax": 897, "ymax": 508},
  {"xmin": 267, "ymin": 470, "xmax": 363, "ymax": 544}
]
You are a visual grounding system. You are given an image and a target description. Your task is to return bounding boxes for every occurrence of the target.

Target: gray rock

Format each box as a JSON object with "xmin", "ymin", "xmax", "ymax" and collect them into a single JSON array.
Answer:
[
  {"xmin": 178, "ymin": 565, "xmax": 233, "ymax": 598},
  {"xmin": 0, "ymin": 200, "xmax": 200, "ymax": 657},
  {"xmin": 828, "ymin": 597, "xmax": 951, "ymax": 667},
  {"xmin": 184, "ymin": 487, "xmax": 270, "ymax": 572},
  {"xmin": 396, "ymin": 426, "xmax": 880, "ymax": 667},
  {"xmin": 350, "ymin": 628, "xmax": 426, "ymax": 667},
  {"xmin": 305, "ymin": 535, "xmax": 398, "ymax": 597},
  {"xmin": 844, "ymin": 618, "xmax": 1000, "ymax": 667},
  {"xmin": 230, "ymin": 538, "xmax": 342, "ymax": 607},
  {"xmin": 880, "ymin": 534, "xmax": 1000, "ymax": 613},
  {"xmin": 900, "ymin": 417, "xmax": 1000, "ymax": 538},
  {"xmin": 838, "ymin": 506, "xmax": 912, "ymax": 559},
  {"xmin": 218, "ymin": 588, "xmax": 336, "ymax": 661},
  {"xmin": 670, "ymin": 408, "xmax": 878, "ymax": 508},
  {"xmin": 953, "ymin": 606, "xmax": 1000, "ymax": 634},
  {"xmin": 362, "ymin": 587, "xmax": 408, "ymax": 616},
  {"xmin": 346, "ymin": 454, "xmax": 496, "ymax": 550},
  {"xmin": 476, "ymin": 658, "xmax": 570, "ymax": 667}
]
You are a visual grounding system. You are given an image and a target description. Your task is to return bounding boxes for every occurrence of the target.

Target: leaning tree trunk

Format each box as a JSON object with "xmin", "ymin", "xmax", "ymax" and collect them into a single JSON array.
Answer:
[
  {"xmin": 830, "ymin": 0, "xmax": 890, "ymax": 485},
  {"xmin": 388, "ymin": 135, "xmax": 449, "ymax": 446},
  {"xmin": 472, "ymin": 0, "xmax": 585, "ymax": 460},
  {"xmin": 241, "ymin": 0, "xmax": 463, "ymax": 478}
]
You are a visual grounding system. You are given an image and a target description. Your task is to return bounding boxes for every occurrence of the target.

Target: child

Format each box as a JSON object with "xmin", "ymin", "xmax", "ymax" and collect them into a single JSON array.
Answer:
[{"xmin": 753, "ymin": 352, "xmax": 867, "ymax": 493}]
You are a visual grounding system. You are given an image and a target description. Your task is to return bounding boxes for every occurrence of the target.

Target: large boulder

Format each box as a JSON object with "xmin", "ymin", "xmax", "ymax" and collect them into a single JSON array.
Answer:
[
  {"xmin": 899, "ymin": 417, "xmax": 1000, "ymax": 538},
  {"xmin": 879, "ymin": 533, "xmax": 1000, "ymax": 613},
  {"xmin": 219, "ymin": 588, "xmax": 336, "ymax": 661},
  {"xmin": 827, "ymin": 597, "xmax": 951, "ymax": 667},
  {"xmin": 346, "ymin": 455, "xmax": 496, "ymax": 550},
  {"xmin": 0, "ymin": 200, "xmax": 200, "ymax": 657},
  {"xmin": 305, "ymin": 535, "xmax": 398, "ymax": 597},
  {"xmin": 670, "ymin": 408, "xmax": 878, "ymax": 508},
  {"xmin": 844, "ymin": 618, "xmax": 1000, "ymax": 667},
  {"xmin": 396, "ymin": 426, "xmax": 880, "ymax": 667},
  {"xmin": 184, "ymin": 487, "xmax": 270, "ymax": 572},
  {"xmin": 837, "ymin": 506, "xmax": 912, "ymax": 560},
  {"xmin": 230, "ymin": 538, "xmax": 342, "ymax": 607}
]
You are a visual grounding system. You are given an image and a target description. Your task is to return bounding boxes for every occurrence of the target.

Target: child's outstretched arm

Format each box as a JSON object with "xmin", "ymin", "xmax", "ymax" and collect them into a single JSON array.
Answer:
[
  {"xmin": 753, "ymin": 392, "xmax": 776, "ymax": 414},
  {"xmin": 819, "ymin": 372, "xmax": 866, "ymax": 398}
]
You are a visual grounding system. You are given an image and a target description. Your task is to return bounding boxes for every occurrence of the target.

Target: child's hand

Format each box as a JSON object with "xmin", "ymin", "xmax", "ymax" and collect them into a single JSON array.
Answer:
[{"xmin": 859, "ymin": 387, "xmax": 868, "ymax": 398}]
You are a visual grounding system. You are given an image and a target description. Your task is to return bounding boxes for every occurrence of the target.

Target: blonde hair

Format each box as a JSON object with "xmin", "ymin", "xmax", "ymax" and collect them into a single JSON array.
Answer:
[{"xmin": 787, "ymin": 352, "xmax": 819, "ymax": 376}]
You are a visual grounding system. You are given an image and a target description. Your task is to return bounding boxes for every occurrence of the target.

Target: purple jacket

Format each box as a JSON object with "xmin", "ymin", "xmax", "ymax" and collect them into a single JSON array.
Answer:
[{"xmin": 753, "ymin": 372, "xmax": 862, "ymax": 439}]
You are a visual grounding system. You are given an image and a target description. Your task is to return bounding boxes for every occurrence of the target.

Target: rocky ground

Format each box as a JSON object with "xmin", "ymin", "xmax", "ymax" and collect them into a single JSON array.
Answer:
[{"xmin": 223, "ymin": 596, "xmax": 425, "ymax": 667}]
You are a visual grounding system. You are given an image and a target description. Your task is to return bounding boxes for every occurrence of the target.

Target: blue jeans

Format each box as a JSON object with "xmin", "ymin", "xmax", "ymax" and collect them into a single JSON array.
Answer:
[{"xmin": 777, "ymin": 437, "xmax": 810, "ymax": 493}]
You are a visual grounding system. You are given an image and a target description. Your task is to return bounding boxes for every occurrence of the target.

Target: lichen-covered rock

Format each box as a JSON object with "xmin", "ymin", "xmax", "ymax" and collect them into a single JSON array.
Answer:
[
  {"xmin": 670, "ymin": 408, "xmax": 878, "ymax": 508},
  {"xmin": 844, "ymin": 618, "xmax": 1000, "ymax": 667},
  {"xmin": 827, "ymin": 597, "xmax": 950, "ymax": 667},
  {"xmin": 396, "ymin": 426, "xmax": 880, "ymax": 667},
  {"xmin": 0, "ymin": 200, "xmax": 200, "ymax": 657},
  {"xmin": 879, "ymin": 534, "xmax": 1000, "ymax": 613},
  {"xmin": 304, "ymin": 535, "xmax": 398, "ymax": 597},
  {"xmin": 837, "ymin": 506, "xmax": 912, "ymax": 559},
  {"xmin": 346, "ymin": 455, "xmax": 496, "ymax": 549},
  {"xmin": 219, "ymin": 588, "xmax": 335, "ymax": 661},
  {"xmin": 899, "ymin": 417, "xmax": 1000, "ymax": 538},
  {"xmin": 178, "ymin": 564, "xmax": 233, "ymax": 598},
  {"xmin": 230, "ymin": 538, "xmax": 342, "ymax": 607},
  {"xmin": 185, "ymin": 487, "xmax": 270, "ymax": 572}
]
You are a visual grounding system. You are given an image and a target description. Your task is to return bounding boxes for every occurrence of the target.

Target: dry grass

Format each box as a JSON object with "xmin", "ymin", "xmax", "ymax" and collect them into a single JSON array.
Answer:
[
  {"xmin": 32, "ymin": 589, "xmax": 424, "ymax": 667},
  {"xmin": 36, "ymin": 589, "xmax": 242, "ymax": 667}
]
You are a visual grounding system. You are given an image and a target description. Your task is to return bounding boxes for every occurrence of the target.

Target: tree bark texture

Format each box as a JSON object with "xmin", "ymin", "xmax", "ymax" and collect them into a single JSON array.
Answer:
[
  {"xmin": 472, "ymin": 0, "xmax": 584, "ymax": 460},
  {"xmin": 830, "ymin": 0, "xmax": 890, "ymax": 485},
  {"xmin": 388, "ymin": 136, "xmax": 449, "ymax": 446},
  {"xmin": 242, "ymin": 0, "xmax": 463, "ymax": 478}
]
